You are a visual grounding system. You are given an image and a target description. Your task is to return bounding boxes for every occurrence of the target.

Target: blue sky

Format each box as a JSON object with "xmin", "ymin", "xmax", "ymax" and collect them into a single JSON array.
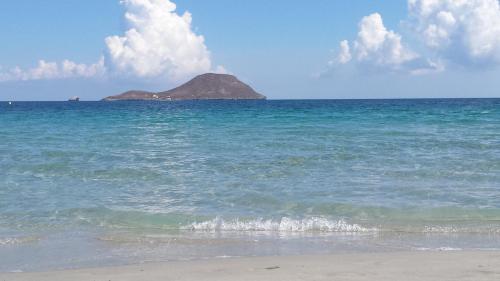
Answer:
[{"xmin": 1, "ymin": 0, "xmax": 500, "ymax": 100}]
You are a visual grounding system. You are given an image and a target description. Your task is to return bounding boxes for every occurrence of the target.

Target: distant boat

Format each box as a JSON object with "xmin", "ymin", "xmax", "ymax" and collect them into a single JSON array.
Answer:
[{"xmin": 68, "ymin": 96, "xmax": 80, "ymax": 102}]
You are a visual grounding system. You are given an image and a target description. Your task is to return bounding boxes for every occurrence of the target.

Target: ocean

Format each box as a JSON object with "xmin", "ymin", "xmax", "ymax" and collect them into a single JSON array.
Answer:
[{"xmin": 1, "ymin": 99, "xmax": 500, "ymax": 271}]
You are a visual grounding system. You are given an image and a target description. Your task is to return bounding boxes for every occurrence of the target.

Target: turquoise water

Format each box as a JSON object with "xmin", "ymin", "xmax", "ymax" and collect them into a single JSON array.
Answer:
[{"xmin": 1, "ymin": 99, "xmax": 500, "ymax": 270}]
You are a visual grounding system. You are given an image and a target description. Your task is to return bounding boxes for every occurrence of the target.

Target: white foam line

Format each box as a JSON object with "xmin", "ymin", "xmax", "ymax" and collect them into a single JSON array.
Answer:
[
  {"xmin": 183, "ymin": 217, "xmax": 374, "ymax": 233},
  {"xmin": 0, "ymin": 236, "xmax": 38, "ymax": 246}
]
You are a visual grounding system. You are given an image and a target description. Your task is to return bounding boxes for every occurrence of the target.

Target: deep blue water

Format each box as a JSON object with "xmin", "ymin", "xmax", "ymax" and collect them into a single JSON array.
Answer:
[{"xmin": 1, "ymin": 99, "xmax": 500, "ymax": 270}]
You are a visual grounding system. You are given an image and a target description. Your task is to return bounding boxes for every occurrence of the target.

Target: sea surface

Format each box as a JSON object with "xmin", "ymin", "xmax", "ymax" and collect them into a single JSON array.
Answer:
[{"xmin": 1, "ymin": 99, "xmax": 500, "ymax": 271}]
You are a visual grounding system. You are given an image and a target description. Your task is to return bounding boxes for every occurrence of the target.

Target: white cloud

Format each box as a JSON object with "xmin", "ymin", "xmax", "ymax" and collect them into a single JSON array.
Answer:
[
  {"xmin": 1, "ymin": 0, "xmax": 221, "ymax": 83},
  {"xmin": 0, "ymin": 58, "xmax": 105, "ymax": 82},
  {"xmin": 104, "ymin": 0, "xmax": 217, "ymax": 82},
  {"xmin": 333, "ymin": 13, "xmax": 439, "ymax": 73},
  {"xmin": 330, "ymin": 40, "xmax": 352, "ymax": 65},
  {"xmin": 408, "ymin": 0, "xmax": 500, "ymax": 64},
  {"xmin": 353, "ymin": 13, "xmax": 418, "ymax": 68},
  {"xmin": 331, "ymin": 0, "xmax": 500, "ymax": 74}
]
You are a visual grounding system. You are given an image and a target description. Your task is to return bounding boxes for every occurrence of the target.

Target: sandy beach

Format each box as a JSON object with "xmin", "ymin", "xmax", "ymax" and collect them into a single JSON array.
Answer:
[{"xmin": 2, "ymin": 251, "xmax": 499, "ymax": 281}]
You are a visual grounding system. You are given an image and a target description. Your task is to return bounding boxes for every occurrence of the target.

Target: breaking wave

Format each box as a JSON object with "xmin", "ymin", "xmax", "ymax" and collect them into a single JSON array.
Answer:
[
  {"xmin": 184, "ymin": 217, "xmax": 373, "ymax": 232},
  {"xmin": 0, "ymin": 236, "xmax": 39, "ymax": 246}
]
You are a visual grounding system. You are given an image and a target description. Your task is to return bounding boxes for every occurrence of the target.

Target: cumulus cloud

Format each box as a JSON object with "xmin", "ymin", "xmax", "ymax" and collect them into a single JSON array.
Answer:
[
  {"xmin": 352, "ymin": 13, "xmax": 418, "ymax": 68},
  {"xmin": 330, "ymin": 40, "xmax": 352, "ymax": 65},
  {"xmin": 331, "ymin": 0, "xmax": 500, "ymax": 73},
  {"xmin": 408, "ymin": 0, "xmax": 500, "ymax": 64},
  {"xmin": 333, "ymin": 13, "xmax": 439, "ymax": 73},
  {"xmin": 105, "ymin": 0, "xmax": 218, "ymax": 82},
  {"xmin": 1, "ymin": 0, "xmax": 221, "ymax": 83}
]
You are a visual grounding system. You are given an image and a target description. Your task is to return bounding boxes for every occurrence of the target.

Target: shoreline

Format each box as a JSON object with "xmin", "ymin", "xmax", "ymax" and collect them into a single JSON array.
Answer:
[{"xmin": 2, "ymin": 251, "xmax": 500, "ymax": 281}]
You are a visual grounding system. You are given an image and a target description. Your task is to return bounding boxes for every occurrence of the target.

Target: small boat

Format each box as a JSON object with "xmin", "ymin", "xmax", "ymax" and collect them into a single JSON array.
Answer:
[{"xmin": 68, "ymin": 96, "xmax": 80, "ymax": 102}]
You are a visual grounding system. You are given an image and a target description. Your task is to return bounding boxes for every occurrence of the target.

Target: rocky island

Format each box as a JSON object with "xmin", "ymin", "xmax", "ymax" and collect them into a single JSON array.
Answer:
[{"xmin": 103, "ymin": 73, "xmax": 266, "ymax": 101}]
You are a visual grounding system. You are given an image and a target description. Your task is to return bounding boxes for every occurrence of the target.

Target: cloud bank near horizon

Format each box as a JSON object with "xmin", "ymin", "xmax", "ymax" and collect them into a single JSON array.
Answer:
[
  {"xmin": 0, "ymin": 0, "xmax": 222, "ymax": 83},
  {"xmin": 0, "ymin": 58, "xmax": 106, "ymax": 82},
  {"xmin": 330, "ymin": 0, "xmax": 500, "ymax": 74}
]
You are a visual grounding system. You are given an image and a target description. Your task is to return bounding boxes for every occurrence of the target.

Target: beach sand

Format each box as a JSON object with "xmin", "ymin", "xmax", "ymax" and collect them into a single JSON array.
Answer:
[{"xmin": 1, "ymin": 251, "xmax": 499, "ymax": 281}]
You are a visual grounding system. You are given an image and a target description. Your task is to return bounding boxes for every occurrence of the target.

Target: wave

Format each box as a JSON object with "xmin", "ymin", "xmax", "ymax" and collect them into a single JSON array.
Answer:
[
  {"xmin": 414, "ymin": 247, "xmax": 463, "ymax": 251},
  {"xmin": 184, "ymin": 217, "xmax": 372, "ymax": 232},
  {"xmin": 0, "ymin": 236, "xmax": 39, "ymax": 246},
  {"xmin": 4, "ymin": 206, "xmax": 500, "ymax": 234}
]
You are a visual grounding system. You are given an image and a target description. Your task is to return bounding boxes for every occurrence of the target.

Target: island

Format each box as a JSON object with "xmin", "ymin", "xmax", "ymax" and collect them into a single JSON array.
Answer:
[{"xmin": 102, "ymin": 73, "xmax": 266, "ymax": 101}]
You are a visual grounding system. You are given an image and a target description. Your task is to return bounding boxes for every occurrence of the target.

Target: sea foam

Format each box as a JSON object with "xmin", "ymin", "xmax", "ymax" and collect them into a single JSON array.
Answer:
[
  {"xmin": 0, "ymin": 236, "xmax": 38, "ymax": 246},
  {"xmin": 184, "ymin": 217, "xmax": 372, "ymax": 232}
]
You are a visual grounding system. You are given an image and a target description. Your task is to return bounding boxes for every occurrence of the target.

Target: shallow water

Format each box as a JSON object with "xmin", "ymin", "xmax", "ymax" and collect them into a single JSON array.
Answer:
[{"xmin": 1, "ymin": 99, "xmax": 500, "ymax": 271}]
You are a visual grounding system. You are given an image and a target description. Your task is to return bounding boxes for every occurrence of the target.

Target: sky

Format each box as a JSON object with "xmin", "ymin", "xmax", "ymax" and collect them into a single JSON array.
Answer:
[{"xmin": 1, "ymin": 0, "xmax": 500, "ymax": 100}]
